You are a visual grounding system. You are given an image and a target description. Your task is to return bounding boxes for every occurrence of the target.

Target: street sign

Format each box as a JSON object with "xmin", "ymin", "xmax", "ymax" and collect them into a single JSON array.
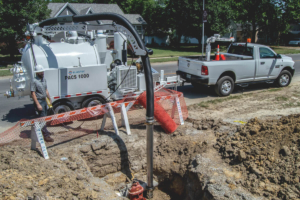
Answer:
[{"xmin": 203, "ymin": 10, "xmax": 208, "ymax": 23}]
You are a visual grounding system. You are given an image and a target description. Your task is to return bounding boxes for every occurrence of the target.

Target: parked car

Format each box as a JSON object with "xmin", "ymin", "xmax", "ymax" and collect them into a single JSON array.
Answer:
[
  {"xmin": 177, "ymin": 43, "xmax": 295, "ymax": 96},
  {"xmin": 288, "ymin": 38, "xmax": 300, "ymax": 46}
]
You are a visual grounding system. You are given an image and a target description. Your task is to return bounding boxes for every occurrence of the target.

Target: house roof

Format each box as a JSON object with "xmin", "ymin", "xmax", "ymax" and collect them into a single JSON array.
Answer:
[
  {"xmin": 79, "ymin": 7, "xmax": 90, "ymax": 15},
  {"xmin": 48, "ymin": 3, "xmax": 147, "ymax": 25}
]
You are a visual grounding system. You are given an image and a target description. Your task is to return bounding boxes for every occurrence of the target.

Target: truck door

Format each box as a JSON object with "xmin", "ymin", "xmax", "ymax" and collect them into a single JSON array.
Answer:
[{"xmin": 256, "ymin": 47, "xmax": 277, "ymax": 80}]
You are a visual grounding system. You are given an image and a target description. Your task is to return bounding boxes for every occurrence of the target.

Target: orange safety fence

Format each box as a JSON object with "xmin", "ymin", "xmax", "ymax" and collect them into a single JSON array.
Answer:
[{"xmin": 0, "ymin": 88, "xmax": 188, "ymax": 148}]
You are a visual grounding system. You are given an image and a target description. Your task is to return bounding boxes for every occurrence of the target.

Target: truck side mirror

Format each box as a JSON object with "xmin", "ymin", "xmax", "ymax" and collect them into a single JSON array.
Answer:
[{"xmin": 276, "ymin": 54, "xmax": 282, "ymax": 59}]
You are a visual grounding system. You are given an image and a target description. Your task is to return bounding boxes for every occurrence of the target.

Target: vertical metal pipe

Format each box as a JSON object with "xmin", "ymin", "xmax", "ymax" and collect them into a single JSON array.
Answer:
[
  {"xmin": 146, "ymin": 117, "xmax": 154, "ymax": 198},
  {"xmin": 202, "ymin": 0, "xmax": 205, "ymax": 59},
  {"xmin": 160, "ymin": 70, "xmax": 164, "ymax": 82},
  {"xmin": 141, "ymin": 54, "xmax": 154, "ymax": 199}
]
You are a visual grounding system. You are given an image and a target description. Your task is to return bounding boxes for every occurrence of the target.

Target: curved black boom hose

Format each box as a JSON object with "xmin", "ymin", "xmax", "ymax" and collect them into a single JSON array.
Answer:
[{"xmin": 39, "ymin": 13, "xmax": 155, "ymax": 197}]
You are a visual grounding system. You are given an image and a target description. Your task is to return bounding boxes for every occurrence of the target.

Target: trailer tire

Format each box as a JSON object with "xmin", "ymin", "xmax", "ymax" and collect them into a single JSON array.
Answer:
[
  {"xmin": 214, "ymin": 76, "xmax": 234, "ymax": 97},
  {"xmin": 82, "ymin": 96, "xmax": 106, "ymax": 108},
  {"xmin": 276, "ymin": 70, "xmax": 292, "ymax": 87},
  {"xmin": 48, "ymin": 101, "xmax": 74, "ymax": 115}
]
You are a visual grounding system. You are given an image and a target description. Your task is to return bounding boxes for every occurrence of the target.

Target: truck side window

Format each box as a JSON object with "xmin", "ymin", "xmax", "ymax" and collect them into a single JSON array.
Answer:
[
  {"xmin": 228, "ymin": 45, "xmax": 253, "ymax": 57},
  {"xmin": 259, "ymin": 47, "xmax": 275, "ymax": 58}
]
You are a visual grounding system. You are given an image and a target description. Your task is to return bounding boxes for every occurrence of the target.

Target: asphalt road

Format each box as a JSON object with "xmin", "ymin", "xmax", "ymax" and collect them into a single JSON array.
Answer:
[{"xmin": 1, "ymin": 54, "xmax": 300, "ymax": 133}]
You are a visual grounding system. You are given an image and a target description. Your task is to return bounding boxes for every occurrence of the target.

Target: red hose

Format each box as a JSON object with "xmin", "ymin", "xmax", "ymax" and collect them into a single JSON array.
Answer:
[{"xmin": 138, "ymin": 92, "xmax": 177, "ymax": 133}]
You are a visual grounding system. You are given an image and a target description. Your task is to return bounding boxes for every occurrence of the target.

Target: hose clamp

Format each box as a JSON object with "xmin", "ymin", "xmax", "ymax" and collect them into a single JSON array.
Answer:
[{"xmin": 146, "ymin": 116, "xmax": 155, "ymax": 124}]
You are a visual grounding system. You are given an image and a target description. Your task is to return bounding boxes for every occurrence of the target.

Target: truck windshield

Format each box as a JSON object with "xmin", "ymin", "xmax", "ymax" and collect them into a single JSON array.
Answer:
[{"xmin": 227, "ymin": 45, "xmax": 253, "ymax": 57}]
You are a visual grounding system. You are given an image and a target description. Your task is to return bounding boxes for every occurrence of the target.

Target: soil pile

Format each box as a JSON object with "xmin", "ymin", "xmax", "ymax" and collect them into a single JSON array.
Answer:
[
  {"xmin": 0, "ymin": 145, "xmax": 121, "ymax": 200},
  {"xmin": 214, "ymin": 114, "xmax": 300, "ymax": 200}
]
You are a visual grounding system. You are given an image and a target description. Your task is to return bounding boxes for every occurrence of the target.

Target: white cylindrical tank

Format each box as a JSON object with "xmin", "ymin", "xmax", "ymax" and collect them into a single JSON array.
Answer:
[
  {"xmin": 114, "ymin": 32, "xmax": 127, "ymax": 62},
  {"xmin": 28, "ymin": 42, "xmax": 99, "ymax": 70},
  {"xmin": 16, "ymin": 41, "xmax": 100, "ymax": 97}
]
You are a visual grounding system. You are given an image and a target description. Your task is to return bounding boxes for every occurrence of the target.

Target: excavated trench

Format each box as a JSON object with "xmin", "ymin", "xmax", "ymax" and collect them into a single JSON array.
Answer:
[
  {"xmin": 79, "ymin": 122, "xmax": 208, "ymax": 199},
  {"xmin": 77, "ymin": 119, "xmax": 261, "ymax": 200}
]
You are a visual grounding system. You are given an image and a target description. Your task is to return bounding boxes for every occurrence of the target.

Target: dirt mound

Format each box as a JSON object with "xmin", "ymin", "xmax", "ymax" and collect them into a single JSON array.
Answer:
[
  {"xmin": 0, "ymin": 145, "xmax": 121, "ymax": 200},
  {"xmin": 214, "ymin": 114, "xmax": 300, "ymax": 200}
]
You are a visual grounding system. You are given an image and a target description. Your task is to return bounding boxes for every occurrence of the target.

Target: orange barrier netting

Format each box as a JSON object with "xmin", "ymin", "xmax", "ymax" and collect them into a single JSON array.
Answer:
[{"xmin": 0, "ymin": 88, "xmax": 188, "ymax": 147}]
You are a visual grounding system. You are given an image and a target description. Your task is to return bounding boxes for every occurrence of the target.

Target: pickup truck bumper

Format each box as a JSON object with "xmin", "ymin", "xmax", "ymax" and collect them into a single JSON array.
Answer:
[{"xmin": 176, "ymin": 71, "xmax": 209, "ymax": 85}]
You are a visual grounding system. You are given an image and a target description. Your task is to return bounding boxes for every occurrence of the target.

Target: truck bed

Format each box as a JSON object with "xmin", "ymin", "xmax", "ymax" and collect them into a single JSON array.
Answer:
[{"xmin": 181, "ymin": 53, "xmax": 253, "ymax": 61}]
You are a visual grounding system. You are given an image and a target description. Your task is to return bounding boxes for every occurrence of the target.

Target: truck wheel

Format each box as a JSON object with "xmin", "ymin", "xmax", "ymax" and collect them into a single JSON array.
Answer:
[
  {"xmin": 276, "ymin": 70, "xmax": 292, "ymax": 87},
  {"xmin": 214, "ymin": 76, "xmax": 234, "ymax": 97},
  {"xmin": 48, "ymin": 101, "xmax": 74, "ymax": 115},
  {"xmin": 82, "ymin": 96, "xmax": 106, "ymax": 108}
]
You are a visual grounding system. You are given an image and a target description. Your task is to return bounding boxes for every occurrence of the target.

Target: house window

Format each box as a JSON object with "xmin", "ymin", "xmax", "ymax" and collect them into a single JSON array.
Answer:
[{"xmin": 135, "ymin": 25, "xmax": 143, "ymax": 34}]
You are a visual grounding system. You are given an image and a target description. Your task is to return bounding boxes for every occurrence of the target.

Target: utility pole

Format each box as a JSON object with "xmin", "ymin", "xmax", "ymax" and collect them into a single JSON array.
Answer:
[{"xmin": 202, "ymin": 0, "xmax": 205, "ymax": 58}]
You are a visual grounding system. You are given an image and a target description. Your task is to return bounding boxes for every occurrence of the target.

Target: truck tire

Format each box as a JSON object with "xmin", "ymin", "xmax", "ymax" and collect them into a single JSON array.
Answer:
[
  {"xmin": 276, "ymin": 70, "xmax": 292, "ymax": 87},
  {"xmin": 82, "ymin": 96, "xmax": 106, "ymax": 108},
  {"xmin": 48, "ymin": 101, "xmax": 74, "ymax": 115},
  {"xmin": 214, "ymin": 76, "xmax": 234, "ymax": 97}
]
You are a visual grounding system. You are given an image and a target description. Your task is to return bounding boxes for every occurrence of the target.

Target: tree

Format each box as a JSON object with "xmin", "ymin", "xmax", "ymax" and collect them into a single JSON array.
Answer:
[
  {"xmin": 165, "ymin": 0, "xmax": 191, "ymax": 47},
  {"xmin": 0, "ymin": 0, "xmax": 51, "ymax": 58},
  {"xmin": 231, "ymin": 0, "xmax": 300, "ymax": 44},
  {"xmin": 274, "ymin": 0, "xmax": 300, "ymax": 44},
  {"xmin": 123, "ymin": 0, "xmax": 169, "ymax": 36},
  {"xmin": 165, "ymin": 0, "xmax": 234, "ymax": 47},
  {"xmin": 189, "ymin": 0, "xmax": 234, "ymax": 47}
]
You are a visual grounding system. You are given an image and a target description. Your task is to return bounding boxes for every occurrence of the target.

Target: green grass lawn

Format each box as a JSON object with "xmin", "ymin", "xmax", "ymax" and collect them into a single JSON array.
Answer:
[
  {"xmin": 0, "ymin": 54, "xmax": 21, "ymax": 61},
  {"xmin": 0, "ymin": 65, "xmax": 13, "ymax": 69},
  {"xmin": 0, "ymin": 70, "xmax": 12, "ymax": 77},
  {"xmin": 269, "ymin": 46, "xmax": 300, "ymax": 54},
  {"xmin": 149, "ymin": 46, "xmax": 203, "ymax": 58}
]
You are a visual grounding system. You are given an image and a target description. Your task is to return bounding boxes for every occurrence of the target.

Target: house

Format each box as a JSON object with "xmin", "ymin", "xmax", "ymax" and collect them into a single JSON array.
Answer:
[{"xmin": 47, "ymin": 3, "xmax": 147, "ymax": 43}]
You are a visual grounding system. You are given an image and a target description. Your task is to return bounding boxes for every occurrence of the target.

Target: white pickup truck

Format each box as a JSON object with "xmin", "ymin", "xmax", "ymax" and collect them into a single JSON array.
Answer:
[{"xmin": 177, "ymin": 43, "xmax": 295, "ymax": 96}]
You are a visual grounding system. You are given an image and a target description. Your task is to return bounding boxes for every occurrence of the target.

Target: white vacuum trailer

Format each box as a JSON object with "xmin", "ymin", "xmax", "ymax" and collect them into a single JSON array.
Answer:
[{"xmin": 7, "ymin": 23, "xmax": 181, "ymax": 114}]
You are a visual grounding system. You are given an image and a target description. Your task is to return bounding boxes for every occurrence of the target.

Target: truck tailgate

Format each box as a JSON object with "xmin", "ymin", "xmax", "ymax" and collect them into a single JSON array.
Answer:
[{"xmin": 178, "ymin": 57, "xmax": 203, "ymax": 77}]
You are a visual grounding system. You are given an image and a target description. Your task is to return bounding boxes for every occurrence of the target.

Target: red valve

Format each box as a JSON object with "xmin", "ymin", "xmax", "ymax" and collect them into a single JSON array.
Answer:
[{"xmin": 129, "ymin": 181, "xmax": 146, "ymax": 200}]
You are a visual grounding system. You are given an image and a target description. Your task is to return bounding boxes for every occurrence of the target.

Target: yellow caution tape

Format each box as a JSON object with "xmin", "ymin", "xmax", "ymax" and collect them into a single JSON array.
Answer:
[{"xmin": 234, "ymin": 120, "xmax": 247, "ymax": 124}]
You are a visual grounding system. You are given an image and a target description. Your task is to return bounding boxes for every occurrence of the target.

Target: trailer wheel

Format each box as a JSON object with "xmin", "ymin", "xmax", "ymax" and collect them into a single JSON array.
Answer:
[
  {"xmin": 82, "ymin": 96, "xmax": 106, "ymax": 108},
  {"xmin": 48, "ymin": 101, "xmax": 74, "ymax": 115},
  {"xmin": 214, "ymin": 76, "xmax": 234, "ymax": 97},
  {"xmin": 276, "ymin": 70, "xmax": 292, "ymax": 87}
]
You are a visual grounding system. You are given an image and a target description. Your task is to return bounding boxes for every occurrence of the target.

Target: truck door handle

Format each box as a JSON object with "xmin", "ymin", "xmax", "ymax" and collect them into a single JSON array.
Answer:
[{"xmin": 261, "ymin": 62, "xmax": 265, "ymax": 65}]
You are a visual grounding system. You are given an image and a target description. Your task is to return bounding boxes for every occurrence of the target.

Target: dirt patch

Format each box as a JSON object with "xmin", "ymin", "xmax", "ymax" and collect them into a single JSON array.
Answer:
[
  {"xmin": 188, "ymin": 83, "xmax": 300, "ymax": 121},
  {"xmin": 214, "ymin": 115, "xmax": 300, "ymax": 200}
]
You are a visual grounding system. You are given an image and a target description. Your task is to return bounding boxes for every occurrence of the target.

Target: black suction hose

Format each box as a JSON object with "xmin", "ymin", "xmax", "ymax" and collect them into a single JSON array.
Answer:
[{"xmin": 38, "ymin": 13, "xmax": 155, "ymax": 197}]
